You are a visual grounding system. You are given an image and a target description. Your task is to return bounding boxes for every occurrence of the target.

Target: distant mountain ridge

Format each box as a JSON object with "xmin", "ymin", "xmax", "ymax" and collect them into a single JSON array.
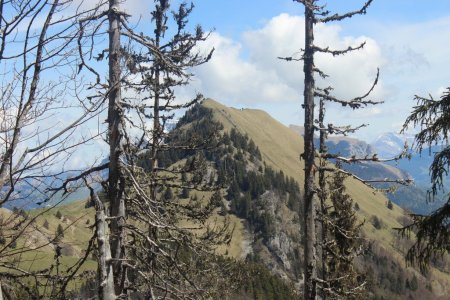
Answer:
[
  {"xmin": 371, "ymin": 132, "xmax": 449, "ymax": 191},
  {"xmin": 289, "ymin": 125, "xmax": 375, "ymax": 157},
  {"xmin": 288, "ymin": 124, "xmax": 448, "ymax": 214},
  {"xmin": 289, "ymin": 124, "xmax": 449, "ymax": 190},
  {"xmin": 288, "ymin": 124, "xmax": 409, "ymax": 180}
]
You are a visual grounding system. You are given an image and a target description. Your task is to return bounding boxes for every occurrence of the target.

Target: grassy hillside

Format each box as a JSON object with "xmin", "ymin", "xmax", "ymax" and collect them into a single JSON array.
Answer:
[
  {"xmin": 0, "ymin": 199, "xmax": 96, "ymax": 297},
  {"xmin": 8, "ymin": 99, "xmax": 448, "ymax": 298},
  {"xmin": 203, "ymin": 98, "xmax": 450, "ymax": 298},
  {"xmin": 204, "ymin": 99, "xmax": 397, "ymax": 222}
]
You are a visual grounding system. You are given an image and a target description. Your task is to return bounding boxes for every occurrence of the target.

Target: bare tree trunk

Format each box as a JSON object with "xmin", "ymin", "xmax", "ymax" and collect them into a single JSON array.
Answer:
[
  {"xmin": 303, "ymin": 1, "xmax": 317, "ymax": 299},
  {"xmin": 318, "ymin": 98, "xmax": 327, "ymax": 300},
  {"xmin": 150, "ymin": 21, "xmax": 161, "ymax": 205},
  {"xmin": 0, "ymin": 281, "xmax": 3, "ymax": 300},
  {"xmin": 93, "ymin": 191, "xmax": 116, "ymax": 300},
  {"xmin": 108, "ymin": 0, "xmax": 126, "ymax": 295}
]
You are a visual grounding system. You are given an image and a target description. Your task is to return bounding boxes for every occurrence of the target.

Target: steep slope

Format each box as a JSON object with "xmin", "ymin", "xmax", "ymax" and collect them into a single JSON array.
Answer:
[
  {"xmin": 205, "ymin": 99, "xmax": 399, "ymax": 229},
  {"xmin": 206, "ymin": 102, "xmax": 306, "ymax": 178},
  {"xmin": 203, "ymin": 99, "xmax": 450, "ymax": 299}
]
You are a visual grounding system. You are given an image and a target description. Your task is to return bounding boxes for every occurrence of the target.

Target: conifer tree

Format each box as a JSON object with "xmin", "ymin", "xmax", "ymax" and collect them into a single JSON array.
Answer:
[
  {"xmin": 387, "ymin": 200, "xmax": 394, "ymax": 210},
  {"xmin": 43, "ymin": 220, "xmax": 50, "ymax": 230},
  {"xmin": 399, "ymin": 88, "xmax": 450, "ymax": 270},
  {"xmin": 163, "ymin": 187, "xmax": 174, "ymax": 200},
  {"xmin": 181, "ymin": 187, "xmax": 190, "ymax": 199},
  {"xmin": 410, "ymin": 274, "xmax": 418, "ymax": 291},
  {"xmin": 56, "ymin": 224, "xmax": 64, "ymax": 240},
  {"xmin": 324, "ymin": 167, "xmax": 365, "ymax": 299}
]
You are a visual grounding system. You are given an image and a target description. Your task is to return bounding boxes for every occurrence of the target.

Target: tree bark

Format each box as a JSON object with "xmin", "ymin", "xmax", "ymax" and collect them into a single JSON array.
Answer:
[
  {"xmin": 108, "ymin": 0, "xmax": 126, "ymax": 295},
  {"xmin": 303, "ymin": 1, "xmax": 317, "ymax": 299},
  {"xmin": 93, "ymin": 192, "xmax": 116, "ymax": 300},
  {"xmin": 318, "ymin": 98, "xmax": 327, "ymax": 299}
]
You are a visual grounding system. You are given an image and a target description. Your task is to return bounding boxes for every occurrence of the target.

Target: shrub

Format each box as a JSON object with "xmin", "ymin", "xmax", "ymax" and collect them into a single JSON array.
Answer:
[
  {"xmin": 55, "ymin": 224, "xmax": 64, "ymax": 241},
  {"xmin": 387, "ymin": 200, "xmax": 393, "ymax": 210},
  {"xmin": 371, "ymin": 215, "xmax": 383, "ymax": 230},
  {"xmin": 181, "ymin": 188, "xmax": 190, "ymax": 199}
]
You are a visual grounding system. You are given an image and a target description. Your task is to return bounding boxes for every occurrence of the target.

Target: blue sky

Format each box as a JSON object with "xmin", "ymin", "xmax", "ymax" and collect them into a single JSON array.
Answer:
[{"xmin": 189, "ymin": 0, "xmax": 450, "ymax": 34}]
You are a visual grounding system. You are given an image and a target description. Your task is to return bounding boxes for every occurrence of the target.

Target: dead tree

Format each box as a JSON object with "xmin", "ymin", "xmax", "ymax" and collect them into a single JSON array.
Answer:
[
  {"xmin": 280, "ymin": 1, "xmax": 399, "ymax": 298},
  {"xmin": 113, "ymin": 1, "xmax": 230, "ymax": 297},
  {"xmin": 64, "ymin": 0, "xmax": 131, "ymax": 296},
  {"xmin": 282, "ymin": 1, "xmax": 416, "ymax": 297},
  {"xmin": 314, "ymin": 82, "xmax": 415, "ymax": 299},
  {"xmin": 315, "ymin": 95, "xmax": 368, "ymax": 299},
  {"xmin": 302, "ymin": 4, "xmax": 317, "ymax": 298},
  {"xmin": 87, "ymin": 183, "xmax": 115, "ymax": 299},
  {"xmin": 316, "ymin": 92, "xmax": 378, "ymax": 298},
  {"xmin": 321, "ymin": 164, "xmax": 366, "ymax": 299},
  {"xmin": 72, "ymin": 0, "xmax": 231, "ymax": 298},
  {"xmin": 106, "ymin": 0, "xmax": 127, "ymax": 295},
  {"xmin": 0, "ymin": 1, "xmax": 106, "ymax": 297}
]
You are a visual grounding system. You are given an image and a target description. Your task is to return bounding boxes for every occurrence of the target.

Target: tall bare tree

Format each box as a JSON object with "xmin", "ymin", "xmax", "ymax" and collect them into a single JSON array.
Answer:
[
  {"xmin": 0, "ymin": 0, "xmax": 230, "ymax": 298},
  {"xmin": 106, "ymin": 0, "xmax": 127, "ymax": 295},
  {"xmin": 302, "ymin": 4, "xmax": 317, "ymax": 298},
  {"xmin": 279, "ymin": 1, "xmax": 390, "ymax": 298}
]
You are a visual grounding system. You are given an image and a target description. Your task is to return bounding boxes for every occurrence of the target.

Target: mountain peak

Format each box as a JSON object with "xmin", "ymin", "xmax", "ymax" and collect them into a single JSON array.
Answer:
[{"xmin": 371, "ymin": 132, "xmax": 415, "ymax": 158}]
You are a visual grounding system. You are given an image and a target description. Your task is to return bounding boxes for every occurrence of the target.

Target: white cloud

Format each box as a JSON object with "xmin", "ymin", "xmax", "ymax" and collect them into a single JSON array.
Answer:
[
  {"xmin": 352, "ymin": 16, "xmax": 450, "ymax": 138},
  {"xmin": 191, "ymin": 14, "xmax": 385, "ymax": 109},
  {"xmin": 192, "ymin": 32, "xmax": 298, "ymax": 104},
  {"xmin": 373, "ymin": 16, "xmax": 450, "ymax": 97}
]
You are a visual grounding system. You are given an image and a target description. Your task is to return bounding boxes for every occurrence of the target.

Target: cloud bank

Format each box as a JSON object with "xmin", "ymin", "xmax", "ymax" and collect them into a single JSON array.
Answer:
[{"xmin": 192, "ymin": 14, "xmax": 384, "ymax": 107}]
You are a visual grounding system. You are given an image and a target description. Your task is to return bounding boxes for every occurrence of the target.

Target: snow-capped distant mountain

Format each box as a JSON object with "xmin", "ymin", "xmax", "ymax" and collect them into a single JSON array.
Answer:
[
  {"xmin": 370, "ymin": 132, "xmax": 415, "ymax": 158},
  {"xmin": 289, "ymin": 126, "xmax": 447, "ymax": 213}
]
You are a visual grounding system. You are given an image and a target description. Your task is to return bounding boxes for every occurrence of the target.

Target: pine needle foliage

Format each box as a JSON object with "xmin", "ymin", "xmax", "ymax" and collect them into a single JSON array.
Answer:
[
  {"xmin": 399, "ymin": 88, "xmax": 450, "ymax": 271},
  {"xmin": 324, "ymin": 169, "xmax": 366, "ymax": 299}
]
